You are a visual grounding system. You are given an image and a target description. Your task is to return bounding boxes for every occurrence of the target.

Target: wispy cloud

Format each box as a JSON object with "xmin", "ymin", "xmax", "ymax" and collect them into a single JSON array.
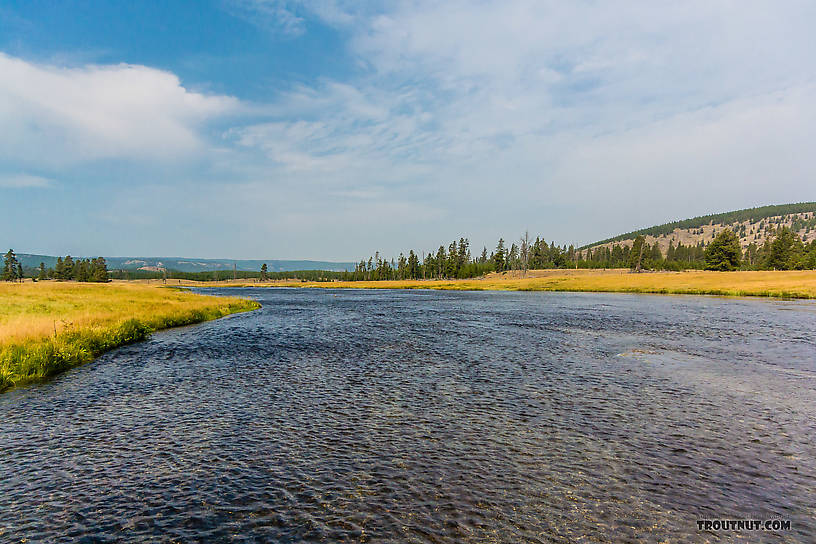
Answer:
[
  {"xmin": 0, "ymin": 173, "xmax": 52, "ymax": 188},
  {"xmin": 224, "ymin": 0, "xmax": 308, "ymax": 36},
  {"xmin": 225, "ymin": 0, "xmax": 816, "ymax": 247},
  {"xmin": 3, "ymin": 1, "xmax": 816, "ymax": 258}
]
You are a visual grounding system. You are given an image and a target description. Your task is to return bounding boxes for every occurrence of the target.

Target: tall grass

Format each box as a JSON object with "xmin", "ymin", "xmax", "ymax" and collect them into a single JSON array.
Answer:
[
  {"xmin": 234, "ymin": 270, "xmax": 816, "ymax": 299},
  {"xmin": 0, "ymin": 282, "xmax": 259, "ymax": 392}
]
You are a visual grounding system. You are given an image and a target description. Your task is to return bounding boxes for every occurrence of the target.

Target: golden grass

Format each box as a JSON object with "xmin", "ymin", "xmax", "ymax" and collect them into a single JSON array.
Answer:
[
  {"xmin": 184, "ymin": 269, "xmax": 816, "ymax": 299},
  {"xmin": 0, "ymin": 281, "xmax": 259, "ymax": 391}
]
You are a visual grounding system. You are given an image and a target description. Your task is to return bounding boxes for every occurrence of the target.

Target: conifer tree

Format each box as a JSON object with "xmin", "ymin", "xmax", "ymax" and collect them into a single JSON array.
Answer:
[
  {"xmin": 55, "ymin": 257, "xmax": 65, "ymax": 280},
  {"xmin": 493, "ymin": 239, "xmax": 506, "ymax": 271},
  {"xmin": 63, "ymin": 255, "xmax": 75, "ymax": 280},
  {"xmin": 766, "ymin": 227, "xmax": 800, "ymax": 270},
  {"xmin": 3, "ymin": 249, "xmax": 19, "ymax": 281},
  {"xmin": 407, "ymin": 250, "xmax": 420, "ymax": 279},
  {"xmin": 650, "ymin": 243, "xmax": 662, "ymax": 263},
  {"xmin": 92, "ymin": 257, "xmax": 109, "ymax": 282},
  {"xmin": 628, "ymin": 236, "xmax": 647, "ymax": 271},
  {"xmin": 446, "ymin": 241, "xmax": 458, "ymax": 278},
  {"xmin": 704, "ymin": 229, "xmax": 742, "ymax": 271}
]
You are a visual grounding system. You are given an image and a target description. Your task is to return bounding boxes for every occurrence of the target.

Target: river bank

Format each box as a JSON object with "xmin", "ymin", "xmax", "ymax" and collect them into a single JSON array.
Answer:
[
  {"xmin": 160, "ymin": 269, "xmax": 816, "ymax": 299},
  {"xmin": 0, "ymin": 282, "xmax": 259, "ymax": 392}
]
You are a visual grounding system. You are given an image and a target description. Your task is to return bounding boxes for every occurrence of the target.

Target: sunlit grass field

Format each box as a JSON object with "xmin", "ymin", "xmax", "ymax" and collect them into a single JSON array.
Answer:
[
  {"xmin": 0, "ymin": 281, "xmax": 259, "ymax": 392},
  {"xmin": 5, "ymin": 271, "xmax": 813, "ymax": 392},
  {"xmin": 209, "ymin": 269, "xmax": 816, "ymax": 299}
]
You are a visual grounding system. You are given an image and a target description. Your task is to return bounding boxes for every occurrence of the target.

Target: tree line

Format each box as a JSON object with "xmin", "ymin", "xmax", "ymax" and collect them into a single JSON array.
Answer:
[
  {"xmin": 600, "ymin": 226, "xmax": 816, "ymax": 272},
  {"xmin": 588, "ymin": 202, "xmax": 816, "ymax": 247},
  {"xmin": 7, "ymin": 224, "xmax": 815, "ymax": 286},
  {"xmin": 343, "ymin": 234, "xmax": 591, "ymax": 280},
  {"xmin": 345, "ymin": 226, "xmax": 816, "ymax": 280},
  {"xmin": 2, "ymin": 250, "xmax": 109, "ymax": 282}
]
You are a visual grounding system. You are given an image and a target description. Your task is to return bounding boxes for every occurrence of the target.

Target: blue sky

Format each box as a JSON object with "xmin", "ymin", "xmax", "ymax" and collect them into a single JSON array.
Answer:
[{"xmin": 1, "ymin": 1, "xmax": 815, "ymax": 260}]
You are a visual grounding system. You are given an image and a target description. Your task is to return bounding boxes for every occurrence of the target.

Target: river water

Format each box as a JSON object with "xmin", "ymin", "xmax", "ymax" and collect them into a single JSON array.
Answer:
[{"xmin": 1, "ymin": 288, "xmax": 814, "ymax": 543}]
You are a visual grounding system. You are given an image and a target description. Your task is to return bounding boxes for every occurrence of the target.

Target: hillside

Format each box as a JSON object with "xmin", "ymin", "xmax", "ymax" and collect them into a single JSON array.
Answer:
[
  {"xmin": 580, "ymin": 202, "xmax": 816, "ymax": 255},
  {"xmin": 15, "ymin": 254, "xmax": 355, "ymax": 273}
]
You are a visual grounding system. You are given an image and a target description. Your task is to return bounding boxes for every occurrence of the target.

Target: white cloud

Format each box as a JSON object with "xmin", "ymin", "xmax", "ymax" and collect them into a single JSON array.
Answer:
[
  {"xmin": 227, "ymin": 0, "xmax": 816, "ymax": 248},
  {"xmin": 0, "ymin": 53, "xmax": 240, "ymax": 167},
  {"xmin": 225, "ymin": 0, "xmax": 307, "ymax": 36},
  {"xmin": 5, "ymin": 2, "xmax": 816, "ymax": 258},
  {"xmin": 227, "ymin": 0, "xmax": 377, "ymax": 33},
  {"xmin": 0, "ymin": 173, "xmax": 52, "ymax": 188}
]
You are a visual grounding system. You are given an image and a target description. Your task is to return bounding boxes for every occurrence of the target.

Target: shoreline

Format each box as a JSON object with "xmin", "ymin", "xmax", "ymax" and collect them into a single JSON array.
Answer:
[
  {"xmin": 169, "ymin": 269, "xmax": 816, "ymax": 300},
  {"xmin": 0, "ymin": 283, "xmax": 260, "ymax": 393}
]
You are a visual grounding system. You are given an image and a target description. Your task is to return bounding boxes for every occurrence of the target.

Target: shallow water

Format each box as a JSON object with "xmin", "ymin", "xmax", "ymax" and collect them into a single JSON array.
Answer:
[{"xmin": 1, "ymin": 289, "xmax": 815, "ymax": 543}]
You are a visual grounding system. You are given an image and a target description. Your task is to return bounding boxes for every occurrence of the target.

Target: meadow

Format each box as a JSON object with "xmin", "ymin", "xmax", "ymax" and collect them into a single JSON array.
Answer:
[
  {"xmin": 0, "ymin": 281, "xmax": 259, "ymax": 392},
  {"xmin": 188, "ymin": 268, "xmax": 816, "ymax": 299}
]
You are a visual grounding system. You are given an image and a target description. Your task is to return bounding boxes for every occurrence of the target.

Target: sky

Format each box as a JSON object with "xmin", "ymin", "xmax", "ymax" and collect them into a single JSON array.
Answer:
[{"xmin": 1, "ymin": 1, "xmax": 815, "ymax": 260}]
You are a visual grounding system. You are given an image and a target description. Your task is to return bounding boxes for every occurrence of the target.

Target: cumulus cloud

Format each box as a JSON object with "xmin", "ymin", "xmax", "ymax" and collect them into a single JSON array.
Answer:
[
  {"xmin": 0, "ymin": 53, "xmax": 240, "ymax": 167},
  {"xmin": 4, "ymin": 1, "xmax": 816, "ymax": 257}
]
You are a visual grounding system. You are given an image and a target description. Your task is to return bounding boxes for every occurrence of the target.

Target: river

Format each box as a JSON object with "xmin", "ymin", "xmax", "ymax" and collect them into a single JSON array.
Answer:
[{"xmin": 1, "ymin": 288, "xmax": 814, "ymax": 542}]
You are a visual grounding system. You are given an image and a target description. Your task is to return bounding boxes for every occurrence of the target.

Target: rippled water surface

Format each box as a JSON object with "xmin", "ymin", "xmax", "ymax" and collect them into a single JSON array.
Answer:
[{"xmin": 2, "ymin": 289, "xmax": 815, "ymax": 543}]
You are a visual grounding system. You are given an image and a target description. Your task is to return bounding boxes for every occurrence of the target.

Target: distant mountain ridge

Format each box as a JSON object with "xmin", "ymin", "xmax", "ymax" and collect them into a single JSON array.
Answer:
[
  {"xmin": 15, "ymin": 254, "xmax": 356, "ymax": 273},
  {"xmin": 580, "ymin": 202, "xmax": 816, "ymax": 254}
]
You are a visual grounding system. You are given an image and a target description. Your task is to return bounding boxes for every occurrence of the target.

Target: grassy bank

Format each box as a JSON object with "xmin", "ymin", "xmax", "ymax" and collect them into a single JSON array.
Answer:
[
  {"xmin": 0, "ymin": 282, "xmax": 259, "ymax": 392},
  {"xmin": 177, "ymin": 269, "xmax": 816, "ymax": 299}
]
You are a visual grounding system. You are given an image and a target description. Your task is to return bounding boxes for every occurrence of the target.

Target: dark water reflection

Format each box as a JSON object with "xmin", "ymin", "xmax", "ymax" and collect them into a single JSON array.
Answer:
[{"xmin": 1, "ymin": 289, "xmax": 815, "ymax": 543}]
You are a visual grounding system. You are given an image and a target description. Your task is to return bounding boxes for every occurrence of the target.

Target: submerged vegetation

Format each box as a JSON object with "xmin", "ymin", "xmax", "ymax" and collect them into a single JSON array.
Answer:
[{"xmin": 0, "ymin": 282, "xmax": 259, "ymax": 392}]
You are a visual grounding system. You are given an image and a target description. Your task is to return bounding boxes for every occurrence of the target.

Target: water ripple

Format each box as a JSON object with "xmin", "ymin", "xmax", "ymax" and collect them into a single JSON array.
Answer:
[{"xmin": 1, "ymin": 289, "xmax": 814, "ymax": 542}]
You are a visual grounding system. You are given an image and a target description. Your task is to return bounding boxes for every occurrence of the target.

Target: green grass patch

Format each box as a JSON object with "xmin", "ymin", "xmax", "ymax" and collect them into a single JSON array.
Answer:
[{"xmin": 0, "ymin": 299, "xmax": 259, "ymax": 393}]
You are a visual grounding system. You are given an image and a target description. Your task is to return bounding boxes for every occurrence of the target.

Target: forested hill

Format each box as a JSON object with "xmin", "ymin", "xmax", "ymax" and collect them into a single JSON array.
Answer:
[
  {"xmin": 581, "ymin": 202, "xmax": 816, "ymax": 252},
  {"xmin": 14, "ymin": 255, "xmax": 355, "ymax": 273}
]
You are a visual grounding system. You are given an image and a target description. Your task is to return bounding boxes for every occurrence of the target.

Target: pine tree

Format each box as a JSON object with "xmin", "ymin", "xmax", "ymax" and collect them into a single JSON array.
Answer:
[
  {"xmin": 435, "ymin": 246, "xmax": 446, "ymax": 278},
  {"xmin": 458, "ymin": 238, "xmax": 470, "ymax": 274},
  {"xmin": 508, "ymin": 243, "xmax": 519, "ymax": 270},
  {"xmin": 74, "ymin": 259, "xmax": 89, "ymax": 282},
  {"xmin": 628, "ymin": 236, "xmax": 647, "ymax": 271},
  {"xmin": 38, "ymin": 262, "xmax": 48, "ymax": 280},
  {"xmin": 63, "ymin": 255, "xmax": 75, "ymax": 280},
  {"xmin": 3, "ymin": 249, "xmax": 19, "ymax": 281},
  {"xmin": 54, "ymin": 257, "xmax": 65, "ymax": 280},
  {"xmin": 650, "ymin": 243, "xmax": 662, "ymax": 263},
  {"xmin": 704, "ymin": 229, "xmax": 742, "ymax": 271},
  {"xmin": 446, "ymin": 241, "xmax": 458, "ymax": 278},
  {"xmin": 766, "ymin": 227, "xmax": 800, "ymax": 270},
  {"xmin": 397, "ymin": 253, "xmax": 407, "ymax": 279},
  {"xmin": 493, "ymin": 239, "xmax": 506, "ymax": 271},
  {"xmin": 260, "ymin": 263, "xmax": 269, "ymax": 281},
  {"xmin": 407, "ymin": 250, "xmax": 420, "ymax": 279},
  {"xmin": 92, "ymin": 257, "xmax": 109, "ymax": 282}
]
